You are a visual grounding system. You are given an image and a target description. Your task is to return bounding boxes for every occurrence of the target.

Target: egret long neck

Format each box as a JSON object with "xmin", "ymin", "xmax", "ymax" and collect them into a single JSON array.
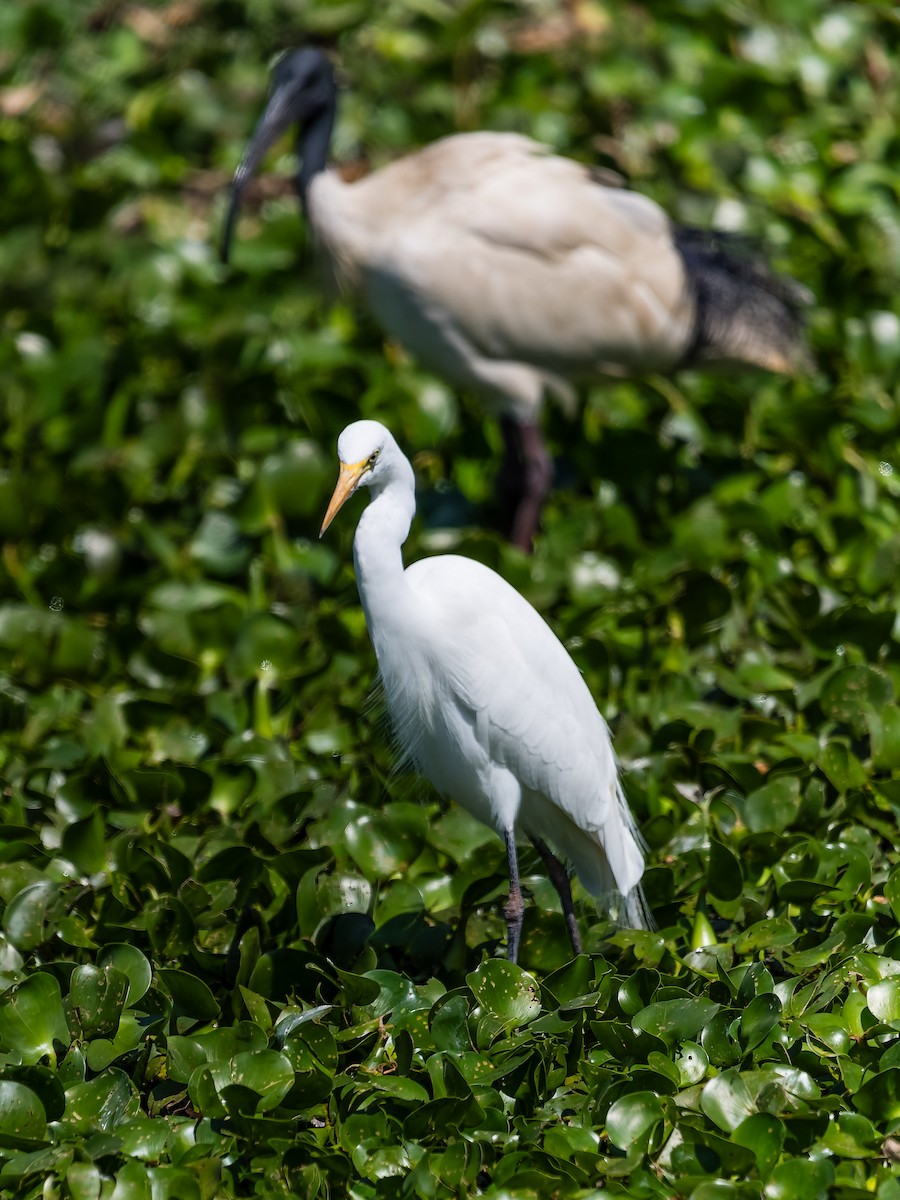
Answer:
[{"xmin": 352, "ymin": 475, "xmax": 417, "ymax": 634}]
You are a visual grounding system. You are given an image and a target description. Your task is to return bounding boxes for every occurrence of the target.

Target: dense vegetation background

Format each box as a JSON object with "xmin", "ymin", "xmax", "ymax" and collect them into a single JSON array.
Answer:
[{"xmin": 1, "ymin": 0, "xmax": 899, "ymax": 1196}]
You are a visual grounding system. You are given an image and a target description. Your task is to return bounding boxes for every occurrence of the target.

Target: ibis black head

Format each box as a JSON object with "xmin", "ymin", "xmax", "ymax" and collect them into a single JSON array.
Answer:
[{"xmin": 220, "ymin": 47, "xmax": 337, "ymax": 264}]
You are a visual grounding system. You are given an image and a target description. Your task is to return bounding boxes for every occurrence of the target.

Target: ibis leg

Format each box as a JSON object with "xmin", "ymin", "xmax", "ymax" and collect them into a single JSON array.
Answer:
[
  {"xmin": 530, "ymin": 836, "xmax": 582, "ymax": 954},
  {"xmin": 503, "ymin": 828, "xmax": 525, "ymax": 964},
  {"xmin": 497, "ymin": 417, "xmax": 553, "ymax": 552}
]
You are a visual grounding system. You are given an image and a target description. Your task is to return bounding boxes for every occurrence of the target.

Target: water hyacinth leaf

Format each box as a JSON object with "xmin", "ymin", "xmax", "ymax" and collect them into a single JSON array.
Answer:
[
  {"xmin": 156, "ymin": 970, "xmax": 220, "ymax": 1021},
  {"xmin": 362, "ymin": 970, "xmax": 419, "ymax": 1019},
  {"xmin": 344, "ymin": 811, "xmax": 424, "ymax": 880},
  {"xmin": 282, "ymin": 1021, "xmax": 339, "ymax": 1077},
  {"xmin": 868, "ymin": 705, "xmax": 900, "ymax": 768},
  {"xmin": 206, "ymin": 1051, "xmax": 295, "ymax": 1113},
  {"xmin": 819, "ymin": 1111, "xmax": 879, "ymax": 1158},
  {"xmin": 701, "ymin": 1070, "xmax": 756, "ymax": 1132},
  {"xmin": 60, "ymin": 812, "xmax": 106, "ymax": 877},
  {"xmin": 743, "ymin": 777, "xmax": 800, "ymax": 834},
  {"xmin": 83, "ymin": 1011, "xmax": 145, "ymax": 1073},
  {"xmin": 740, "ymin": 994, "xmax": 782, "ymax": 1051},
  {"xmin": 256, "ymin": 439, "xmax": 331, "ymax": 519},
  {"xmin": 854, "ymin": 1067, "xmax": 900, "ymax": 1119},
  {"xmin": 819, "ymin": 665, "xmax": 892, "ymax": 733},
  {"xmin": 188, "ymin": 1067, "xmax": 227, "ymax": 1120},
  {"xmin": 818, "ymin": 741, "xmax": 867, "ymax": 792},
  {"xmin": 677, "ymin": 1041, "xmax": 709, "ymax": 1085},
  {"xmin": 731, "ymin": 1113, "xmax": 784, "ymax": 1180},
  {"xmin": 805, "ymin": 1013, "xmax": 851, "ymax": 1056},
  {"xmin": 96, "ymin": 945, "xmax": 152, "ymax": 1008},
  {"xmin": 544, "ymin": 1123, "xmax": 599, "ymax": 1159},
  {"xmin": 166, "ymin": 1036, "xmax": 206, "ymax": 1085},
  {"xmin": 65, "ymin": 1162, "xmax": 102, "ymax": 1200},
  {"xmin": 707, "ymin": 839, "xmax": 743, "ymax": 901},
  {"xmin": 2, "ymin": 881, "xmax": 64, "ymax": 952},
  {"xmin": 733, "ymin": 919, "xmax": 798, "ymax": 955},
  {"xmin": 194, "ymin": 1023, "xmax": 270, "ymax": 1064},
  {"xmin": 429, "ymin": 993, "xmax": 473, "ymax": 1053},
  {"xmin": 466, "ymin": 961, "xmax": 541, "ymax": 1026},
  {"xmin": 69, "ymin": 964, "xmax": 129, "ymax": 1039},
  {"xmin": 605, "ymin": 1092, "xmax": 664, "ymax": 1151},
  {"xmin": 764, "ymin": 1156, "xmax": 833, "ymax": 1200},
  {"xmin": 542, "ymin": 954, "xmax": 595, "ymax": 1007},
  {"xmin": 0, "ymin": 1067, "xmax": 64, "ymax": 1123},
  {"xmin": 633, "ymin": 998, "xmax": 720, "ymax": 1050},
  {"xmin": 646, "ymin": 1050, "xmax": 681, "ymax": 1087},
  {"xmin": 0, "ymin": 1081, "xmax": 47, "ymax": 1151},
  {"xmin": 885, "ymin": 867, "xmax": 900, "ymax": 925},
  {"xmin": 228, "ymin": 613, "xmax": 300, "ymax": 683},
  {"xmin": 62, "ymin": 1069, "xmax": 140, "ymax": 1134},
  {"xmin": 689, "ymin": 1183, "xmax": 750, "ymax": 1200},
  {"xmin": 116, "ymin": 1118, "xmax": 170, "ymax": 1162},
  {"xmin": 0, "ymin": 974, "xmax": 70, "ymax": 1064},
  {"xmin": 866, "ymin": 979, "xmax": 900, "ymax": 1025}
]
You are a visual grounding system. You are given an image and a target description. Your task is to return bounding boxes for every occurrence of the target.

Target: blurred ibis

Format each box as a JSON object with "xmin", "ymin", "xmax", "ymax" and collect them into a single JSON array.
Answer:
[{"xmin": 222, "ymin": 47, "xmax": 810, "ymax": 550}]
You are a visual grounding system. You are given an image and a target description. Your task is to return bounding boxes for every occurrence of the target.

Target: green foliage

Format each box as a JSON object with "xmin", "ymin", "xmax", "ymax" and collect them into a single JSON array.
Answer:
[{"xmin": 1, "ymin": 0, "xmax": 899, "ymax": 1195}]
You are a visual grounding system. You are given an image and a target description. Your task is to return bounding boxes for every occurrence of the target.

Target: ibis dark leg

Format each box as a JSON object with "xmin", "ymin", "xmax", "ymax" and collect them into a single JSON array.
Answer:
[
  {"xmin": 530, "ymin": 836, "xmax": 582, "ymax": 954},
  {"xmin": 503, "ymin": 828, "xmax": 525, "ymax": 964},
  {"xmin": 497, "ymin": 417, "xmax": 553, "ymax": 552}
]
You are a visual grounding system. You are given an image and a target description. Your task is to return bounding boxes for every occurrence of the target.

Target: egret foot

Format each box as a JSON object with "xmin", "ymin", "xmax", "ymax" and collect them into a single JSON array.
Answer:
[
  {"xmin": 504, "ymin": 827, "xmax": 525, "ymax": 964},
  {"xmin": 531, "ymin": 836, "xmax": 582, "ymax": 954}
]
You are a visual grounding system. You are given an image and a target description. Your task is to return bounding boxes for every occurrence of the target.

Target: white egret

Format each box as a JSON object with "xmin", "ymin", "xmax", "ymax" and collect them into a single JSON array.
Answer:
[
  {"xmin": 223, "ymin": 47, "xmax": 810, "ymax": 550},
  {"xmin": 320, "ymin": 419, "xmax": 647, "ymax": 962}
]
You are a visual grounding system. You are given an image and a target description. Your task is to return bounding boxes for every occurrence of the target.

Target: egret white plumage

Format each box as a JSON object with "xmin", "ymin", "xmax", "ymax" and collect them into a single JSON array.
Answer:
[
  {"xmin": 319, "ymin": 419, "xmax": 646, "ymax": 962},
  {"xmin": 223, "ymin": 47, "xmax": 810, "ymax": 550}
]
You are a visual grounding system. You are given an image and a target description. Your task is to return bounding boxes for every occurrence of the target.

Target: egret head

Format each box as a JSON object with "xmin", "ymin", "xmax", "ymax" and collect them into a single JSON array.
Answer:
[
  {"xmin": 221, "ymin": 47, "xmax": 337, "ymax": 263},
  {"xmin": 320, "ymin": 421, "xmax": 397, "ymax": 535}
]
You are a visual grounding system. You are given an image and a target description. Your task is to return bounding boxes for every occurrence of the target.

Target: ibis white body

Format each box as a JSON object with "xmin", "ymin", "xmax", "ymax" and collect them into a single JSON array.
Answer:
[{"xmin": 308, "ymin": 133, "xmax": 697, "ymax": 423}]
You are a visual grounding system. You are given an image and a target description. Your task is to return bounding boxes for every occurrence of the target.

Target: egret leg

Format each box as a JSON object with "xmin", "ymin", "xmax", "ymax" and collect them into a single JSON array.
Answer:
[
  {"xmin": 503, "ymin": 828, "xmax": 525, "ymax": 964},
  {"xmin": 530, "ymin": 836, "xmax": 582, "ymax": 955},
  {"xmin": 497, "ymin": 417, "xmax": 553, "ymax": 552}
]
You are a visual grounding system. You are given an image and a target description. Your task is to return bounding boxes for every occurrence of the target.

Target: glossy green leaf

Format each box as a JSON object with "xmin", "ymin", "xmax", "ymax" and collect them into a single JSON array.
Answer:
[
  {"xmin": 62, "ymin": 1069, "xmax": 140, "ymax": 1134},
  {"xmin": 2, "ymin": 882, "xmax": 63, "ymax": 951},
  {"xmin": 69, "ymin": 964, "xmax": 129, "ymax": 1039},
  {"xmin": 0, "ymin": 1081, "xmax": 47, "ymax": 1150},
  {"xmin": 605, "ymin": 1092, "xmax": 664, "ymax": 1151},
  {"xmin": 764, "ymin": 1157, "xmax": 833, "ymax": 1200},
  {"xmin": 740, "ymin": 993, "xmax": 782, "ymax": 1051},
  {"xmin": 199, "ymin": 1051, "xmax": 294, "ymax": 1114},
  {"xmin": 854, "ymin": 1067, "xmax": 900, "ymax": 1120},
  {"xmin": 156, "ymin": 970, "xmax": 219, "ymax": 1021},
  {"xmin": 819, "ymin": 1111, "xmax": 879, "ymax": 1158},
  {"xmin": 731, "ymin": 1113, "xmax": 784, "ymax": 1180},
  {"xmin": 96, "ymin": 945, "xmax": 152, "ymax": 1007},
  {"xmin": 632, "ymin": 997, "xmax": 720, "ymax": 1049},
  {"xmin": 701, "ymin": 1070, "xmax": 756, "ymax": 1132},
  {"xmin": 820, "ymin": 665, "xmax": 892, "ymax": 732},
  {"xmin": 0, "ymin": 974, "xmax": 70, "ymax": 1064},
  {"xmin": 466, "ymin": 961, "xmax": 541, "ymax": 1027}
]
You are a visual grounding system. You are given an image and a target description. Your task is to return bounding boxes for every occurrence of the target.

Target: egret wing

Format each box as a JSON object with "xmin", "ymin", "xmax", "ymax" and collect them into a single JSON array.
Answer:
[{"xmin": 407, "ymin": 555, "xmax": 622, "ymax": 832}]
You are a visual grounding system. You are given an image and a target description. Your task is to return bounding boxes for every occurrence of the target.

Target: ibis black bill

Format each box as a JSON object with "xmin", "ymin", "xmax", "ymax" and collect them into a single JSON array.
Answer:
[{"xmin": 219, "ymin": 82, "xmax": 299, "ymax": 264}]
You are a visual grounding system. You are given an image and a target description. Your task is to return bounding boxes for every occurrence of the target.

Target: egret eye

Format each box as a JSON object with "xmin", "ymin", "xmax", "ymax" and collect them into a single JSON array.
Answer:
[{"xmin": 366, "ymin": 451, "xmax": 379, "ymax": 468}]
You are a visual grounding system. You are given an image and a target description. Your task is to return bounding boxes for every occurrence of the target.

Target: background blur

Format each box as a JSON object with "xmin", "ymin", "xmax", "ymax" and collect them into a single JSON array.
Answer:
[{"xmin": 0, "ymin": 1, "xmax": 899, "ymax": 1194}]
